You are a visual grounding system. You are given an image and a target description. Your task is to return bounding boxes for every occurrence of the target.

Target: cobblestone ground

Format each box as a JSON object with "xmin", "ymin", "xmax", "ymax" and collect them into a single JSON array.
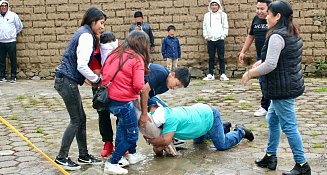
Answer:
[{"xmin": 0, "ymin": 78, "xmax": 326, "ymax": 175}]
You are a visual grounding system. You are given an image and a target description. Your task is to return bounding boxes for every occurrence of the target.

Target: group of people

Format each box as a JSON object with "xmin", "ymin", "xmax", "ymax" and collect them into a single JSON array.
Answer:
[{"xmin": 52, "ymin": 0, "xmax": 311, "ymax": 175}]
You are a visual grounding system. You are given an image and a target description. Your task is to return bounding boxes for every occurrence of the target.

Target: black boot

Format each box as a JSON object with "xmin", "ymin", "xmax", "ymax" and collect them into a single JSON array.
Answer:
[
  {"xmin": 282, "ymin": 162, "xmax": 311, "ymax": 175},
  {"xmin": 255, "ymin": 154, "xmax": 277, "ymax": 170},
  {"xmin": 223, "ymin": 121, "xmax": 232, "ymax": 133},
  {"xmin": 234, "ymin": 124, "xmax": 254, "ymax": 141}
]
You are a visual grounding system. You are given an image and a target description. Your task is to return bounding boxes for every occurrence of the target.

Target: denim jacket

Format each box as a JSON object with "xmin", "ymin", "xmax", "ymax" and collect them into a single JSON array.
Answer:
[{"xmin": 161, "ymin": 36, "xmax": 181, "ymax": 59}]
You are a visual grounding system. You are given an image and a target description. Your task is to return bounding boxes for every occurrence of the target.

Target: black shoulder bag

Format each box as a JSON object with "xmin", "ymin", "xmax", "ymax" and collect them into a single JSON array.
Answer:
[{"xmin": 92, "ymin": 57, "xmax": 129, "ymax": 111}]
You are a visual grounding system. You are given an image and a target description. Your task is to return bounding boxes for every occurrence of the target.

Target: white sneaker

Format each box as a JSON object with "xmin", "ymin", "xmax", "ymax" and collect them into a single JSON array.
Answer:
[
  {"xmin": 203, "ymin": 74, "xmax": 215, "ymax": 81},
  {"xmin": 118, "ymin": 156, "xmax": 129, "ymax": 167},
  {"xmin": 220, "ymin": 74, "xmax": 229, "ymax": 81},
  {"xmin": 104, "ymin": 162, "xmax": 128, "ymax": 174},
  {"xmin": 126, "ymin": 152, "xmax": 146, "ymax": 165},
  {"xmin": 254, "ymin": 107, "xmax": 267, "ymax": 117}
]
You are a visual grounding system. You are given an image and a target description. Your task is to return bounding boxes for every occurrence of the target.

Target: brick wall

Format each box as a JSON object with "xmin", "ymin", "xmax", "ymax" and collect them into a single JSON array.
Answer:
[{"xmin": 7, "ymin": 0, "xmax": 327, "ymax": 79}]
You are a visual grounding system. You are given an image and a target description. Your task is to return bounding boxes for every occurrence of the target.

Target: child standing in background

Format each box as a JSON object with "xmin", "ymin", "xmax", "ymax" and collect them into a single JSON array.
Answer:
[{"xmin": 161, "ymin": 25, "xmax": 181, "ymax": 71}]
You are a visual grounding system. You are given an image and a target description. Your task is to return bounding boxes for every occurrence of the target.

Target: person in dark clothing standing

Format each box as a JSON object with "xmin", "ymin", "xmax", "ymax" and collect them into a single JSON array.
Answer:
[
  {"xmin": 129, "ymin": 11, "xmax": 155, "ymax": 52},
  {"xmin": 241, "ymin": 1, "xmax": 311, "ymax": 175},
  {"xmin": 239, "ymin": 0, "xmax": 272, "ymax": 117}
]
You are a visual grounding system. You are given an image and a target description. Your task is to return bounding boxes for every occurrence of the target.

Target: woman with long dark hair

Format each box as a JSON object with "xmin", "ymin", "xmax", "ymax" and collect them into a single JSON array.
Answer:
[
  {"xmin": 241, "ymin": 1, "xmax": 311, "ymax": 175},
  {"xmin": 54, "ymin": 7, "xmax": 106, "ymax": 170},
  {"xmin": 101, "ymin": 30, "xmax": 150, "ymax": 174}
]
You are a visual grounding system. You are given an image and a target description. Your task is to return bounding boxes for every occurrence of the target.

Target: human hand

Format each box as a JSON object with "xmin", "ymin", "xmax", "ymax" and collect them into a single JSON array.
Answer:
[
  {"xmin": 150, "ymin": 46, "xmax": 155, "ymax": 52},
  {"xmin": 239, "ymin": 52, "xmax": 245, "ymax": 64},
  {"xmin": 138, "ymin": 113, "xmax": 151, "ymax": 128},
  {"xmin": 135, "ymin": 26, "xmax": 141, "ymax": 30},
  {"xmin": 252, "ymin": 60, "xmax": 262, "ymax": 68},
  {"xmin": 241, "ymin": 70, "xmax": 251, "ymax": 85}
]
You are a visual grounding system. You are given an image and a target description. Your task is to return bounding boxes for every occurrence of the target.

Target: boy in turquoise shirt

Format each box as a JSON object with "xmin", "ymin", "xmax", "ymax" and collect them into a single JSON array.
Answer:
[{"xmin": 146, "ymin": 103, "xmax": 254, "ymax": 155}]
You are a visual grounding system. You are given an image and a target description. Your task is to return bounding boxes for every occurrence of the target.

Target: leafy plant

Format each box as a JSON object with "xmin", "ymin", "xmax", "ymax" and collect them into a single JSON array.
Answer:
[
  {"xmin": 35, "ymin": 127, "xmax": 44, "ymax": 133},
  {"xmin": 9, "ymin": 114, "xmax": 18, "ymax": 120},
  {"xmin": 313, "ymin": 88, "xmax": 327, "ymax": 93}
]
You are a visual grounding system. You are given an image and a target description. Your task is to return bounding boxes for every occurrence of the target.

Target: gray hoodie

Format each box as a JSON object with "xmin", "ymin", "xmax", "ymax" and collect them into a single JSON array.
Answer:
[
  {"xmin": 0, "ymin": 0, "xmax": 23, "ymax": 43},
  {"xmin": 203, "ymin": 0, "xmax": 228, "ymax": 41}
]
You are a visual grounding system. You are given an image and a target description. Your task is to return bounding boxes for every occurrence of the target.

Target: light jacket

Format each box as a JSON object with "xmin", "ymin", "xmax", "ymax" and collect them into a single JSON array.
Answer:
[
  {"xmin": 100, "ymin": 39, "xmax": 119, "ymax": 66},
  {"xmin": 203, "ymin": 0, "xmax": 228, "ymax": 41},
  {"xmin": 0, "ymin": 0, "xmax": 23, "ymax": 43}
]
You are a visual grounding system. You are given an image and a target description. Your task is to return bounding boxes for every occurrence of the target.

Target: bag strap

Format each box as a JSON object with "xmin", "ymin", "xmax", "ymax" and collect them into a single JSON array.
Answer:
[{"xmin": 107, "ymin": 56, "xmax": 130, "ymax": 85}]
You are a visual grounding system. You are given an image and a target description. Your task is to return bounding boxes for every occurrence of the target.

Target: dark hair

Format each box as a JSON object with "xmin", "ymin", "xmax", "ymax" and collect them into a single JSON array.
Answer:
[
  {"xmin": 134, "ymin": 11, "xmax": 143, "ymax": 18},
  {"xmin": 173, "ymin": 67, "xmax": 191, "ymax": 88},
  {"xmin": 167, "ymin": 25, "xmax": 176, "ymax": 32},
  {"xmin": 257, "ymin": 0, "xmax": 272, "ymax": 6},
  {"xmin": 80, "ymin": 7, "xmax": 107, "ymax": 26},
  {"xmin": 109, "ymin": 30, "xmax": 150, "ymax": 75},
  {"xmin": 100, "ymin": 32, "xmax": 116, "ymax": 44},
  {"xmin": 267, "ymin": 0, "xmax": 300, "ymax": 37}
]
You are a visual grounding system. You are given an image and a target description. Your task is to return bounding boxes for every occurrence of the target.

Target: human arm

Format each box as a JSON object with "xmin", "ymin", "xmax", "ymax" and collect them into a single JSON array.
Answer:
[
  {"xmin": 202, "ymin": 14, "xmax": 210, "ymax": 40},
  {"xmin": 241, "ymin": 34, "xmax": 285, "ymax": 85},
  {"xmin": 222, "ymin": 13, "xmax": 229, "ymax": 38},
  {"xmin": 14, "ymin": 14, "xmax": 23, "ymax": 34},
  {"xmin": 177, "ymin": 38, "xmax": 181, "ymax": 59},
  {"xmin": 239, "ymin": 35, "xmax": 254, "ymax": 64},
  {"xmin": 76, "ymin": 33, "xmax": 101, "ymax": 83},
  {"xmin": 161, "ymin": 38, "xmax": 167, "ymax": 59},
  {"xmin": 139, "ymin": 83, "xmax": 151, "ymax": 127},
  {"xmin": 147, "ymin": 132, "xmax": 175, "ymax": 146}
]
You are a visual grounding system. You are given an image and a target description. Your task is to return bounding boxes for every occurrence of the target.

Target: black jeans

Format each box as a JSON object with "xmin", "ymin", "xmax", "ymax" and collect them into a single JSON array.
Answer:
[
  {"xmin": 54, "ymin": 76, "xmax": 88, "ymax": 158},
  {"xmin": 207, "ymin": 40, "xmax": 225, "ymax": 75},
  {"xmin": 92, "ymin": 88, "xmax": 114, "ymax": 143},
  {"xmin": 259, "ymin": 81, "xmax": 271, "ymax": 111},
  {"xmin": 0, "ymin": 42, "xmax": 17, "ymax": 79}
]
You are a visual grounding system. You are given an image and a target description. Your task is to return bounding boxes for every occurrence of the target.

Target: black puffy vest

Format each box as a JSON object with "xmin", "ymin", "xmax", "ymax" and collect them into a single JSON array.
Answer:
[
  {"xmin": 260, "ymin": 27, "xmax": 304, "ymax": 99},
  {"xmin": 55, "ymin": 25, "xmax": 95, "ymax": 85}
]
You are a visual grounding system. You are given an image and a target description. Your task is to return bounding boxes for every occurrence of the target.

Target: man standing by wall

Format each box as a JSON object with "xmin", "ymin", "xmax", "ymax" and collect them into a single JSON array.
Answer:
[
  {"xmin": 0, "ymin": 0, "xmax": 23, "ymax": 83},
  {"xmin": 203, "ymin": 0, "xmax": 229, "ymax": 81},
  {"xmin": 238, "ymin": 0, "xmax": 271, "ymax": 117},
  {"xmin": 129, "ymin": 11, "xmax": 155, "ymax": 52}
]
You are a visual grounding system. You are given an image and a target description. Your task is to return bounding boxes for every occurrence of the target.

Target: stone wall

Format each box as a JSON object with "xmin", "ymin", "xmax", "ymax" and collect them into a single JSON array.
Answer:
[{"xmin": 7, "ymin": 0, "xmax": 327, "ymax": 79}]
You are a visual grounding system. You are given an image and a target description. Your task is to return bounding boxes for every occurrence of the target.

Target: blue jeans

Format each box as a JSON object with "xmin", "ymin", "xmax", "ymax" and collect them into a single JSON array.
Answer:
[
  {"xmin": 266, "ymin": 99, "xmax": 306, "ymax": 164},
  {"xmin": 54, "ymin": 76, "xmax": 88, "ymax": 158},
  {"xmin": 147, "ymin": 96, "xmax": 168, "ymax": 107},
  {"xmin": 108, "ymin": 100, "xmax": 139, "ymax": 164},
  {"xmin": 194, "ymin": 107, "xmax": 243, "ymax": 151}
]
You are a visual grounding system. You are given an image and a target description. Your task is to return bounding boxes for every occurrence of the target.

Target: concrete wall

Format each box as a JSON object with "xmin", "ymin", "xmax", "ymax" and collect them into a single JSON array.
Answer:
[{"xmin": 7, "ymin": 0, "xmax": 327, "ymax": 79}]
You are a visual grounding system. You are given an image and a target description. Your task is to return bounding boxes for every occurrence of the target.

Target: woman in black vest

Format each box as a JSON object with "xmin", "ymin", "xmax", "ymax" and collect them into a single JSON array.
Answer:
[
  {"xmin": 241, "ymin": 1, "xmax": 311, "ymax": 175},
  {"xmin": 54, "ymin": 7, "xmax": 106, "ymax": 171}
]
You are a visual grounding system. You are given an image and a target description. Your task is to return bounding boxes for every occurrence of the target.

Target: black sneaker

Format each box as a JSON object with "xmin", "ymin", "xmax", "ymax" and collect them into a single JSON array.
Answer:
[
  {"xmin": 235, "ymin": 124, "xmax": 254, "ymax": 141},
  {"xmin": 173, "ymin": 138, "xmax": 185, "ymax": 146},
  {"xmin": 255, "ymin": 154, "xmax": 277, "ymax": 170},
  {"xmin": 78, "ymin": 154, "xmax": 102, "ymax": 165},
  {"xmin": 55, "ymin": 157, "xmax": 81, "ymax": 171},
  {"xmin": 282, "ymin": 162, "xmax": 311, "ymax": 175},
  {"xmin": 223, "ymin": 121, "xmax": 232, "ymax": 133}
]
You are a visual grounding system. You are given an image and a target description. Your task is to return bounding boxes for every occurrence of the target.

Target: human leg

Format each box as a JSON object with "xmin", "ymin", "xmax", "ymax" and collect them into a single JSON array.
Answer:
[
  {"xmin": 166, "ymin": 58, "xmax": 172, "ymax": 71},
  {"xmin": 109, "ymin": 101, "xmax": 140, "ymax": 164},
  {"xmin": 216, "ymin": 40, "xmax": 225, "ymax": 75},
  {"xmin": 273, "ymin": 99, "xmax": 306, "ymax": 164},
  {"xmin": 55, "ymin": 77, "xmax": 87, "ymax": 158},
  {"xmin": 7, "ymin": 42, "xmax": 17, "ymax": 81},
  {"xmin": 0, "ymin": 43, "xmax": 7, "ymax": 80},
  {"xmin": 148, "ymin": 96, "xmax": 168, "ymax": 107},
  {"xmin": 207, "ymin": 41, "xmax": 216, "ymax": 75},
  {"xmin": 208, "ymin": 107, "xmax": 243, "ymax": 151},
  {"xmin": 172, "ymin": 58, "xmax": 178, "ymax": 71}
]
